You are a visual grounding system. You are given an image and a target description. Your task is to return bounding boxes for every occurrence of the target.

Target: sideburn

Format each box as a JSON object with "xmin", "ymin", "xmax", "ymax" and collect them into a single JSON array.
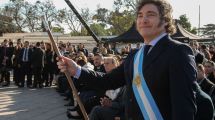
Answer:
[{"xmin": 157, "ymin": 18, "xmax": 165, "ymax": 27}]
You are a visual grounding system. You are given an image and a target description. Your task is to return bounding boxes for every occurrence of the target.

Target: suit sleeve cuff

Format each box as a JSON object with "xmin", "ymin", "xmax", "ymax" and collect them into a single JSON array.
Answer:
[{"xmin": 73, "ymin": 66, "xmax": 81, "ymax": 79}]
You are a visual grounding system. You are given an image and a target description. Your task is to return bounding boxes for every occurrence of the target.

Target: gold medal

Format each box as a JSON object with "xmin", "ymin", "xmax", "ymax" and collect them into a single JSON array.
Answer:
[{"xmin": 133, "ymin": 75, "xmax": 141, "ymax": 87}]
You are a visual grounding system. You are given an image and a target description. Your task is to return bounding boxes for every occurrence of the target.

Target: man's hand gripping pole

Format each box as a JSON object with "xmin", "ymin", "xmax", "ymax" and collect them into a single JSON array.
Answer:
[{"xmin": 42, "ymin": 16, "xmax": 89, "ymax": 120}]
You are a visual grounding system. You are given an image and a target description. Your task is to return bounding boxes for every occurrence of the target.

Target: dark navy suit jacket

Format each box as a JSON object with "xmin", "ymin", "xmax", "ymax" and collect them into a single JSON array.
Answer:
[{"xmin": 78, "ymin": 35, "xmax": 197, "ymax": 120}]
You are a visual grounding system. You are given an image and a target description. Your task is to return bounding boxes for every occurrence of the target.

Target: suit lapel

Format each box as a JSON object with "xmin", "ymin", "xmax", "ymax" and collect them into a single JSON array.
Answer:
[{"xmin": 143, "ymin": 35, "xmax": 170, "ymax": 70}]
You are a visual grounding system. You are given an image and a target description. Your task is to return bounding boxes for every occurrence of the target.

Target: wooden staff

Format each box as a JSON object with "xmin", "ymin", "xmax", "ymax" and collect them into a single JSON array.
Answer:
[{"xmin": 42, "ymin": 17, "xmax": 89, "ymax": 120}]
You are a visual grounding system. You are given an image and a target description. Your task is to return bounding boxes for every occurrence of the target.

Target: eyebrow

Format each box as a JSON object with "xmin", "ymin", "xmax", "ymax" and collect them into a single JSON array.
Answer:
[
  {"xmin": 137, "ymin": 12, "xmax": 142, "ymax": 15},
  {"xmin": 147, "ymin": 11, "xmax": 158, "ymax": 14},
  {"xmin": 137, "ymin": 10, "xmax": 158, "ymax": 15}
]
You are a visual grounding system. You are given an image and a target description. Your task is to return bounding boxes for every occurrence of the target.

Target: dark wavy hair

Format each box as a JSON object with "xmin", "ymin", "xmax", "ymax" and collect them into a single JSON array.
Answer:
[{"xmin": 136, "ymin": 0, "xmax": 176, "ymax": 35}]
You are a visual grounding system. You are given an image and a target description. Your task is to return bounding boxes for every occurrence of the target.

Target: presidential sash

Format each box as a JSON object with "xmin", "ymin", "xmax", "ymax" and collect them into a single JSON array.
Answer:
[{"xmin": 132, "ymin": 46, "xmax": 163, "ymax": 120}]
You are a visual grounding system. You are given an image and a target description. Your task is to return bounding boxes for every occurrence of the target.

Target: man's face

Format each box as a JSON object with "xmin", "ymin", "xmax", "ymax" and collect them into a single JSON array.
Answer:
[
  {"xmin": 79, "ymin": 44, "xmax": 84, "ymax": 49},
  {"xmin": 3, "ymin": 41, "xmax": 8, "ymax": 46},
  {"xmin": 209, "ymin": 46, "xmax": 215, "ymax": 52},
  {"xmin": 104, "ymin": 59, "xmax": 117, "ymax": 73},
  {"xmin": 204, "ymin": 63, "xmax": 214, "ymax": 74},
  {"xmin": 93, "ymin": 56, "xmax": 103, "ymax": 67},
  {"xmin": 99, "ymin": 44, "xmax": 103, "ymax": 48},
  {"xmin": 190, "ymin": 42, "xmax": 198, "ymax": 50},
  {"xmin": 88, "ymin": 54, "xmax": 94, "ymax": 61},
  {"xmin": 24, "ymin": 42, "xmax": 29, "ymax": 47},
  {"xmin": 136, "ymin": 4, "xmax": 166, "ymax": 42}
]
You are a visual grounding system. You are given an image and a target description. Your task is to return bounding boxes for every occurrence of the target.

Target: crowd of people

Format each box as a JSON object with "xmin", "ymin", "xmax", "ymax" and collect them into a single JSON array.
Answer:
[
  {"xmin": 0, "ymin": 37, "xmax": 140, "ymax": 119},
  {"xmin": 0, "ymin": 38, "xmax": 135, "ymax": 87},
  {"xmin": 0, "ymin": 38, "xmax": 57, "ymax": 88},
  {"xmin": 55, "ymin": 43, "xmax": 134, "ymax": 119},
  {"xmin": 55, "ymin": 42, "xmax": 215, "ymax": 120}
]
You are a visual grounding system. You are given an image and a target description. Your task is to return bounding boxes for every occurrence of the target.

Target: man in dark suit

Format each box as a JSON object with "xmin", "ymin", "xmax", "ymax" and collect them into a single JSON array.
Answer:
[
  {"xmin": 31, "ymin": 42, "xmax": 44, "ymax": 88},
  {"xmin": 12, "ymin": 39, "xmax": 23, "ymax": 86},
  {"xmin": 197, "ymin": 64, "xmax": 215, "ymax": 105},
  {"xmin": 189, "ymin": 41, "xmax": 205, "ymax": 64},
  {"xmin": 197, "ymin": 64, "xmax": 215, "ymax": 95},
  {"xmin": 0, "ymin": 39, "xmax": 13, "ymax": 86},
  {"xmin": 18, "ymin": 41, "xmax": 33, "ymax": 87},
  {"xmin": 57, "ymin": 0, "xmax": 198, "ymax": 119},
  {"xmin": 195, "ymin": 83, "xmax": 214, "ymax": 120}
]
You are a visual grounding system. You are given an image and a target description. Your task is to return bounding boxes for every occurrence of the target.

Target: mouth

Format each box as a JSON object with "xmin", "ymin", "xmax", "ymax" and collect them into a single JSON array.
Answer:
[
  {"xmin": 138, "ymin": 26, "xmax": 151, "ymax": 29},
  {"xmin": 142, "ymin": 26, "xmax": 151, "ymax": 28}
]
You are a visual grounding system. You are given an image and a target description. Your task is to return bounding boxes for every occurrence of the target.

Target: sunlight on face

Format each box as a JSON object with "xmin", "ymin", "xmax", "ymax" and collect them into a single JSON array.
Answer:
[
  {"xmin": 136, "ymin": 4, "xmax": 166, "ymax": 43},
  {"xmin": 104, "ymin": 58, "xmax": 117, "ymax": 73}
]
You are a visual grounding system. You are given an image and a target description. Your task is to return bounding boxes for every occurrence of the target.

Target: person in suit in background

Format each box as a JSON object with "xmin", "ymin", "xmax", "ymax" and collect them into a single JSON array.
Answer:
[
  {"xmin": 197, "ymin": 64, "xmax": 215, "ymax": 95},
  {"xmin": 0, "ymin": 39, "xmax": 14, "ymax": 86},
  {"xmin": 43, "ymin": 43, "xmax": 55, "ymax": 87},
  {"xmin": 204, "ymin": 60, "xmax": 215, "ymax": 83},
  {"xmin": 195, "ymin": 82, "xmax": 214, "ymax": 120},
  {"xmin": 197, "ymin": 64, "xmax": 215, "ymax": 105},
  {"xmin": 189, "ymin": 41, "xmax": 205, "ymax": 64},
  {"xmin": 57, "ymin": 0, "xmax": 198, "ymax": 119},
  {"xmin": 31, "ymin": 42, "xmax": 45, "ymax": 88},
  {"xmin": 12, "ymin": 39, "xmax": 23, "ymax": 86},
  {"xmin": 18, "ymin": 41, "xmax": 33, "ymax": 88}
]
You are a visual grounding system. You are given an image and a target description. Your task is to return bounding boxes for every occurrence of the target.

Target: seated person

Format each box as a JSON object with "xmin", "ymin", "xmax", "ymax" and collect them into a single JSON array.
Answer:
[
  {"xmin": 67, "ymin": 56, "xmax": 120, "ymax": 119},
  {"xmin": 89, "ymin": 56, "xmax": 126, "ymax": 120},
  {"xmin": 90, "ymin": 86, "xmax": 126, "ymax": 120},
  {"xmin": 67, "ymin": 55, "xmax": 102, "ymax": 119}
]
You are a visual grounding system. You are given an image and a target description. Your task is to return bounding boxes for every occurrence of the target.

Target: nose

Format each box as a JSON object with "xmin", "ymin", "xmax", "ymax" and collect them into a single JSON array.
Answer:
[
  {"xmin": 137, "ymin": 15, "xmax": 148, "ymax": 25},
  {"xmin": 142, "ymin": 16, "xmax": 149, "ymax": 23}
]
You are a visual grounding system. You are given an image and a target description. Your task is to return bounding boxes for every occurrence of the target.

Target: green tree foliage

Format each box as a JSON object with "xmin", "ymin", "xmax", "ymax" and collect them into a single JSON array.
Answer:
[
  {"xmin": 1, "ymin": 0, "xmax": 61, "ymax": 33},
  {"xmin": 23, "ymin": 1, "xmax": 39, "ymax": 32},
  {"xmin": 59, "ymin": 8, "xmax": 92, "ymax": 36},
  {"xmin": 190, "ymin": 27, "xmax": 197, "ymax": 35},
  {"xmin": 178, "ymin": 14, "xmax": 191, "ymax": 31},
  {"xmin": 52, "ymin": 27, "xmax": 64, "ymax": 33},
  {"xmin": 92, "ymin": 8, "xmax": 109, "ymax": 23},
  {"xmin": 109, "ymin": 0, "xmax": 136, "ymax": 34},
  {"xmin": 0, "ymin": 0, "xmax": 140, "ymax": 36},
  {"xmin": 108, "ymin": 10, "xmax": 135, "ymax": 35},
  {"xmin": 30, "ymin": 0, "xmax": 60, "ymax": 31},
  {"xmin": 92, "ymin": 0, "xmax": 136, "ymax": 36},
  {"xmin": 178, "ymin": 14, "xmax": 197, "ymax": 34},
  {"xmin": 200, "ymin": 24, "xmax": 215, "ymax": 38},
  {"xmin": 6, "ymin": 0, "xmax": 26, "ymax": 32},
  {"xmin": 90, "ymin": 23, "xmax": 109, "ymax": 36},
  {"xmin": 0, "ymin": 7, "xmax": 17, "ymax": 36},
  {"xmin": 0, "ymin": 16, "xmax": 16, "ymax": 36},
  {"xmin": 114, "ymin": 0, "xmax": 138, "ymax": 12},
  {"xmin": 70, "ymin": 26, "xmax": 88, "ymax": 36}
]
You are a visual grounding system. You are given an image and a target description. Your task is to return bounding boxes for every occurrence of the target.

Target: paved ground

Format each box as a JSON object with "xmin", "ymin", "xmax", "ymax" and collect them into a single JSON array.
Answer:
[{"xmin": 0, "ymin": 84, "xmax": 70, "ymax": 120}]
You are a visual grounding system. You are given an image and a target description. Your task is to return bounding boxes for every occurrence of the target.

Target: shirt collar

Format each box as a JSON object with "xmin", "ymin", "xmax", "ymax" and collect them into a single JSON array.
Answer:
[{"xmin": 144, "ymin": 32, "xmax": 167, "ymax": 47}]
